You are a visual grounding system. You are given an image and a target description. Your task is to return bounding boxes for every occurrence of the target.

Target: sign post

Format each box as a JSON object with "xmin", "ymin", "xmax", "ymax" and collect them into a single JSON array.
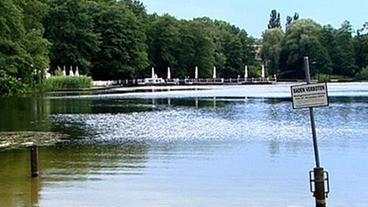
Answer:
[{"xmin": 291, "ymin": 57, "xmax": 330, "ymax": 207}]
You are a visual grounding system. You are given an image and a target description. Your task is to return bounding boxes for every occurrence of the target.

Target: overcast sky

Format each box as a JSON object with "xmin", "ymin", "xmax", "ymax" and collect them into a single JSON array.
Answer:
[{"xmin": 140, "ymin": 0, "xmax": 368, "ymax": 38}]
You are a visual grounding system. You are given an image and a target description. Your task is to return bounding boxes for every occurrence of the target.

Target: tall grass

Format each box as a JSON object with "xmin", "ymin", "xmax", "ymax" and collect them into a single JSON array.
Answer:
[{"xmin": 42, "ymin": 76, "xmax": 92, "ymax": 91}]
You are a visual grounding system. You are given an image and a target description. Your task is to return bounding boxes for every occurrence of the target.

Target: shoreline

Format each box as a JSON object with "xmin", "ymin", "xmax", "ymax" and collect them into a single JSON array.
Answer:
[{"xmin": 45, "ymin": 82, "xmax": 368, "ymax": 99}]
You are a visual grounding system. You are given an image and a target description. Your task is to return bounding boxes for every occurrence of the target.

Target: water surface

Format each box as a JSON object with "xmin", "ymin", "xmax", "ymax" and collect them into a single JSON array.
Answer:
[{"xmin": 1, "ymin": 83, "xmax": 368, "ymax": 207}]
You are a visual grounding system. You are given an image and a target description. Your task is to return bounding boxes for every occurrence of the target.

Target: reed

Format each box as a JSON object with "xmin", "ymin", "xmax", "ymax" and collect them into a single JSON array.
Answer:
[{"xmin": 42, "ymin": 76, "xmax": 92, "ymax": 90}]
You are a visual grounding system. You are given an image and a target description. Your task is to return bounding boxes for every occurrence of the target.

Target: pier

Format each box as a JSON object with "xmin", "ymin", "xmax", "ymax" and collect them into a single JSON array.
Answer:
[{"xmin": 94, "ymin": 77, "xmax": 277, "ymax": 87}]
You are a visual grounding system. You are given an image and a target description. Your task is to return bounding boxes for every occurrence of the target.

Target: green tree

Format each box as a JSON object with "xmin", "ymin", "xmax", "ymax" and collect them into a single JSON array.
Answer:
[
  {"xmin": 319, "ymin": 25, "xmax": 336, "ymax": 76},
  {"xmin": 285, "ymin": 12, "xmax": 299, "ymax": 31},
  {"xmin": 0, "ymin": 0, "xmax": 28, "ymax": 76},
  {"xmin": 261, "ymin": 28, "xmax": 284, "ymax": 75},
  {"xmin": 146, "ymin": 14, "xmax": 180, "ymax": 78},
  {"xmin": 268, "ymin": 10, "xmax": 281, "ymax": 29},
  {"xmin": 238, "ymin": 30, "xmax": 256, "ymax": 68},
  {"xmin": 331, "ymin": 21, "xmax": 358, "ymax": 76},
  {"xmin": 221, "ymin": 33, "xmax": 243, "ymax": 78},
  {"xmin": 354, "ymin": 30, "xmax": 368, "ymax": 71},
  {"xmin": 192, "ymin": 28, "xmax": 215, "ymax": 78},
  {"xmin": 44, "ymin": 0, "xmax": 100, "ymax": 75},
  {"xmin": 174, "ymin": 20, "xmax": 215, "ymax": 78},
  {"xmin": 17, "ymin": 0, "xmax": 50, "ymax": 83},
  {"xmin": 91, "ymin": 1, "xmax": 148, "ymax": 79},
  {"xmin": 0, "ymin": 0, "xmax": 49, "ymax": 86},
  {"xmin": 279, "ymin": 19, "xmax": 332, "ymax": 78}
]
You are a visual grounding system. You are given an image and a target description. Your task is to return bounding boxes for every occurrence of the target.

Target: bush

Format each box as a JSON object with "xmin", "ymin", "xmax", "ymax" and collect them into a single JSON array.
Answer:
[
  {"xmin": 248, "ymin": 64, "xmax": 262, "ymax": 78},
  {"xmin": 42, "ymin": 76, "xmax": 93, "ymax": 91},
  {"xmin": 355, "ymin": 67, "xmax": 368, "ymax": 80},
  {"xmin": 316, "ymin": 73, "xmax": 330, "ymax": 82},
  {"xmin": 0, "ymin": 71, "xmax": 26, "ymax": 96}
]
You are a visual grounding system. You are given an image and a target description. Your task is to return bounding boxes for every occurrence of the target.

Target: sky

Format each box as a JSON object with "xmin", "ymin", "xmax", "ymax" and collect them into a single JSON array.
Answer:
[{"xmin": 140, "ymin": 0, "xmax": 368, "ymax": 38}]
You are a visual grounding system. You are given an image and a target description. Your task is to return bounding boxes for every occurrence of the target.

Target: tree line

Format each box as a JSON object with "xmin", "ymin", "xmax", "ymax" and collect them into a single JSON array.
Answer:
[
  {"xmin": 262, "ymin": 9, "xmax": 368, "ymax": 79},
  {"xmin": 1, "ymin": 1, "xmax": 368, "ymax": 93},
  {"xmin": 1, "ymin": 0, "xmax": 257, "ymax": 85}
]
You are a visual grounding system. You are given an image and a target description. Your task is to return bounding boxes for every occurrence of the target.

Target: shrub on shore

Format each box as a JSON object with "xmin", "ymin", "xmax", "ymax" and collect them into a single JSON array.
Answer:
[
  {"xmin": 0, "ymin": 71, "xmax": 26, "ymax": 96},
  {"xmin": 42, "ymin": 76, "xmax": 92, "ymax": 91},
  {"xmin": 355, "ymin": 67, "xmax": 368, "ymax": 80}
]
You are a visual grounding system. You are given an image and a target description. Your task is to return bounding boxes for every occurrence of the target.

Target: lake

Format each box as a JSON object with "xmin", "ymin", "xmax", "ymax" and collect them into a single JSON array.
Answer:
[{"xmin": 1, "ymin": 83, "xmax": 368, "ymax": 207}]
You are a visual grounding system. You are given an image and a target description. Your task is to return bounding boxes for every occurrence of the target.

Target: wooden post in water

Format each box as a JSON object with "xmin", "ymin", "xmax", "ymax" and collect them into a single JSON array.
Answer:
[{"xmin": 30, "ymin": 145, "xmax": 39, "ymax": 177}]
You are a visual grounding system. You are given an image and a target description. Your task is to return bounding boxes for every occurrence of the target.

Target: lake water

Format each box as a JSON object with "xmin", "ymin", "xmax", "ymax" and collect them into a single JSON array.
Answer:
[{"xmin": 1, "ymin": 83, "xmax": 368, "ymax": 207}]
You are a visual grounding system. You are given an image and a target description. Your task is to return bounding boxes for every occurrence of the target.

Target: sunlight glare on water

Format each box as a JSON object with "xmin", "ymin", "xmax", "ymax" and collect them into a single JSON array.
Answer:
[{"xmin": 1, "ymin": 83, "xmax": 368, "ymax": 207}]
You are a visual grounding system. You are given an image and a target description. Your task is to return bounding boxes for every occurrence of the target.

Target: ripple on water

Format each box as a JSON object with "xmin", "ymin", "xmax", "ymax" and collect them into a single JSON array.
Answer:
[{"xmin": 50, "ymin": 100, "xmax": 368, "ymax": 146}]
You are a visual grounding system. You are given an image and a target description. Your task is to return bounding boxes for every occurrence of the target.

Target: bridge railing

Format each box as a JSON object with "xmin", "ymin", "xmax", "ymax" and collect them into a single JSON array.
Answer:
[{"xmin": 93, "ymin": 77, "xmax": 277, "ymax": 87}]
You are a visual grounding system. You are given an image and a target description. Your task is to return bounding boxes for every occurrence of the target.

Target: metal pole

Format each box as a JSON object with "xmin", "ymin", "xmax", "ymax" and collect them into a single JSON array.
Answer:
[
  {"xmin": 314, "ymin": 167, "xmax": 326, "ymax": 207},
  {"xmin": 304, "ymin": 56, "xmax": 326, "ymax": 207},
  {"xmin": 304, "ymin": 56, "xmax": 321, "ymax": 168},
  {"xmin": 30, "ymin": 145, "xmax": 39, "ymax": 177}
]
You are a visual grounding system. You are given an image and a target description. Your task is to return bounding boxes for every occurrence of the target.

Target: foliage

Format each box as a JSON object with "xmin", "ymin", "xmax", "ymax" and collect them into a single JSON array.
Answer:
[
  {"xmin": 2, "ymin": 0, "xmax": 368, "ymax": 89},
  {"xmin": 0, "ymin": 0, "xmax": 49, "ymax": 84},
  {"xmin": 285, "ymin": 13, "xmax": 299, "ymax": 31},
  {"xmin": 268, "ymin": 10, "xmax": 281, "ymax": 29},
  {"xmin": 146, "ymin": 14, "xmax": 180, "ymax": 77},
  {"xmin": 0, "ymin": 71, "xmax": 26, "ymax": 96},
  {"xmin": 42, "ymin": 76, "xmax": 92, "ymax": 90},
  {"xmin": 354, "ymin": 27, "xmax": 368, "ymax": 72},
  {"xmin": 261, "ymin": 28, "xmax": 284, "ymax": 75},
  {"xmin": 355, "ymin": 66, "xmax": 368, "ymax": 80},
  {"xmin": 315, "ymin": 73, "xmax": 330, "ymax": 82},
  {"xmin": 90, "ymin": 0, "xmax": 149, "ymax": 80},
  {"xmin": 192, "ymin": 18, "xmax": 255, "ymax": 78},
  {"xmin": 331, "ymin": 21, "xmax": 358, "ymax": 76},
  {"xmin": 279, "ymin": 19, "xmax": 332, "ymax": 78},
  {"xmin": 44, "ymin": 0, "xmax": 100, "ymax": 75},
  {"xmin": 145, "ymin": 16, "xmax": 255, "ymax": 79},
  {"xmin": 248, "ymin": 64, "xmax": 262, "ymax": 77}
]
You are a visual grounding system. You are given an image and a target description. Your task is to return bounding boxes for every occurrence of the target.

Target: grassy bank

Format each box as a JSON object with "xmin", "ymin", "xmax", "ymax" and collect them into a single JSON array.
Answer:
[{"xmin": 41, "ymin": 76, "xmax": 93, "ymax": 91}]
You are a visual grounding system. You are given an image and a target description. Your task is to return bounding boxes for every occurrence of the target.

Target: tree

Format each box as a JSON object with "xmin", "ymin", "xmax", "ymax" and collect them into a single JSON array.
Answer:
[
  {"xmin": 91, "ymin": 1, "xmax": 149, "ymax": 79},
  {"xmin": 221, "ymin": 33, "xmax": 243, "ymax": 78},
  {"xmin": 260, "ymin": 28, "xmax": 284, "ymax": 75},
  {"xmin": 0, "ymin": 0, "xmax": 28, "ymax": 76},
  {"xmin": 0, "ymin": 0, "xmax": 49, "ymax": 85},
  {"xmin": 17, "ymin": 0, "xmax": 50, "ymax": 83},
  {"xmin": 175, "ymin": 20, "xmax": 215, "ymax": 78},
  {"xmin": 268, "ymin": 10, "xmax": 281, "ymax": 29},
  {"xmin": 331, "ymin": 21, "xmax": 358, "ymax": 76},
  {"xmin": 238, "ymin": 30, "xmax": 256, "ymax": 68},
  {"xmin": 285, "ymin": 12, "xmax": 299, "ymax": 31},
  {"xmin": 44, "ymin": 0, "xmax": 100, "ymax": 75},
  {"xmin": 354, "ymin": 24, "xmax": 368, "ymax": 71},
  {"xmin": 294, "ymin": 13, "xmax": 300, "ymax": 20},
  {"xmin": 320, "ymin": 25, "xmax": 336, "ymax": 76},
  {"xmin": 146, "ymin": 14, "xmax": 180, "ymax": 78},
  {"xmin": 197, "ymin": 18, "xmax": 255, "ymax": 78},
  {"xmin": 279, "ymin": 19, "xmax": 332, "ymax": 78},
  {"xmin": 191, "ymin": 26, "xmax": 215, "ymax": 78}
]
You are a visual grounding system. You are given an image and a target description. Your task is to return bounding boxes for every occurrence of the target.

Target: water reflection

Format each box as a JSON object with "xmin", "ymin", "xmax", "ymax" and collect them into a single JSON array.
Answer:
[
  {"xmin": 0, "ymin": 150, "xmax": 41, "ymax": 207},
  {"xmin": 1, "ymin": 95, "xmax": 368, "ymax": 148},
  {"xmin": 41, "ymin": 144, "xmax": 149, "ymax": 182},
  {"xmin": 0, "ymin": 97, "xmax": 51, "ymax": 131},
  {"xmin": 0, "ymin": 144, "xmax": 149, "ymax": 207},
  {"xmin": 41, "ymin": 96, "xmax": 367, "ymax": 153},
  {"xmin": 1, "ymin": 92, "xmax": 368, "ymax": 206}
]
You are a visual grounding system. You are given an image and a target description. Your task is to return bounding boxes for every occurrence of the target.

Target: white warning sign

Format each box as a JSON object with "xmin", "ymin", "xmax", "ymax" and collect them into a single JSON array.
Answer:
[{"xmin": 291, "ymin": 83, "xmax": 329, "ymax": 109}]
